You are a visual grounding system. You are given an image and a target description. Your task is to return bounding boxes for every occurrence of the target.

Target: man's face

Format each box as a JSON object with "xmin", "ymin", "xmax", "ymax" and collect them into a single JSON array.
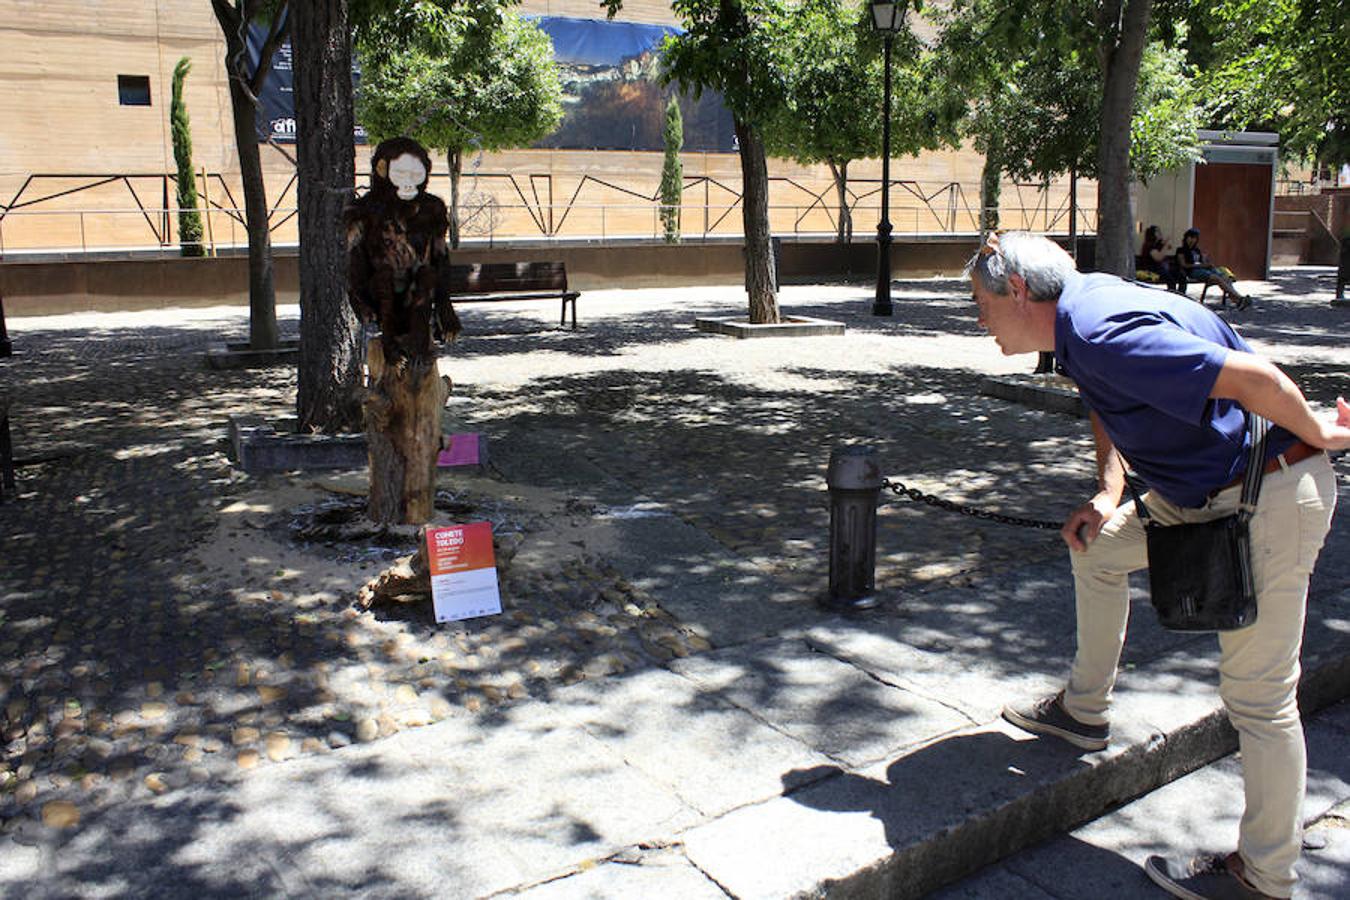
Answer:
[{"xmin": 972, "ymin": 273, "xmax": 1036, "ymax": 355}]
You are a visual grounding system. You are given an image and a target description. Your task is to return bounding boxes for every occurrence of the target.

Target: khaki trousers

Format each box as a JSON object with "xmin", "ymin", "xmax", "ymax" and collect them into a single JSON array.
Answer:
[{"xmin": 1062, "ymin": 452, "xmax": 1337, "ymax": 898}]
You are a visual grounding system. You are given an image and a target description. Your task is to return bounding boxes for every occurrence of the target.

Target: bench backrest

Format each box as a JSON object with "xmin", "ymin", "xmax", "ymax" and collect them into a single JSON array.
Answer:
[{"xmin": 448, "ymin": 261, "xmax": 567, "ymax": 294}]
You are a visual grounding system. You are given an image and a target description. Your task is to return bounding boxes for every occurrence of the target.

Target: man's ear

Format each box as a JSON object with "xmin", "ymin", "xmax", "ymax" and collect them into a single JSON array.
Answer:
[{"xmin": 1007, "ymin": 272, "xmax": 1030, "ymax": 304}]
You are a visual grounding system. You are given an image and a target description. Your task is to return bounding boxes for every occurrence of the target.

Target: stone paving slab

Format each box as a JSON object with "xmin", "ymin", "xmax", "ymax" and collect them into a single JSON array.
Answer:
[
  {"xmin": 671, "ymin": 638, "xmax": 974, "ymax": 769},
  {"xmin": 600, "ymin": 514, "xmax": 825, "ymax": 647},
  {"xmin": 546, "ymin": 665, "xmax": 834, "ymax": 818},
  {"xmin": 678, "ymin": 609, "xmax": 1350, "ymax": 900},
  {"xmin": 512, "ymin": 850, "xmax": 729, "ymax": 899},
  {"xmin": 27, "ymin": 786, "xmax": 301, "ymax": 899},
  {"xmin": 26, "ymin": 704, "xmax": 705, "ymax": 899},
  {"xmin": 804, "ymin": 563, "xmax": 1209, "ymax": 725},
  {"xmin": 936, "ymin": 701, "xmax": 1350, "ymax": 898}
]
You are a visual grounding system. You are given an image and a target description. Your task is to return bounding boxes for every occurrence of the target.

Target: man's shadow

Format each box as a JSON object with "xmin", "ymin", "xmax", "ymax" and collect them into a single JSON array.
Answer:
[{"xmin": 782, "ymin": 729, "xmax": 1149, "ymax": 897}]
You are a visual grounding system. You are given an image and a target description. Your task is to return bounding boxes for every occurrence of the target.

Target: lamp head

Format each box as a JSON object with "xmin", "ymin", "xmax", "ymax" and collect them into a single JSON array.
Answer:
[{"xmin": 870, "ymin": 0, "xmax": 907, "ymax": 32}]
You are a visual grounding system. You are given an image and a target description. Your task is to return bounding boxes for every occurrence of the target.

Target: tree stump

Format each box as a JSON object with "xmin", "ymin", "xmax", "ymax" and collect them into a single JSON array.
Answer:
[
  {"xmin": 357, "ymin": 535, "xmax": 431, "ymax": 609},
  {"xmin": 364, "ymin": 338, "xmax": 450, "ymax": 524}
]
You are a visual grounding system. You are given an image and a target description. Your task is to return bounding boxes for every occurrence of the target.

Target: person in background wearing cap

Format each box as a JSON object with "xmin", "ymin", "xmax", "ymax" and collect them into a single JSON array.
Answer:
[{"xmin": 967, "ymin": 231, "xmax": 1347, "ymax": 900}]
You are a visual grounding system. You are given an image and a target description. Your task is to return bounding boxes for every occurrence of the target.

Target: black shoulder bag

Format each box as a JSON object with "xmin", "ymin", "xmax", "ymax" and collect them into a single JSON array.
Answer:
[{"xmin": 1125, "ymin": 413, "xmax": 1269, "ymax": 632}]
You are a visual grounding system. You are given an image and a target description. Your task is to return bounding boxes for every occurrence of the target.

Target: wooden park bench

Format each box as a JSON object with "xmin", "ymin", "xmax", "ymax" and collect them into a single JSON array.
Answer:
[{"xmin": 448, "ymin": 261, "xmax": 580, "ymax": 330}]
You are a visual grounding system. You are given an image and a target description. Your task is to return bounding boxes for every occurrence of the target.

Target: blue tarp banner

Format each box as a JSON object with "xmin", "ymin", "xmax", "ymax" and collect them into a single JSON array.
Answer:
[
  {"xmin": 536, "ymin": 16, "xmax": 678, "ymax": 66},
  {"xmin": 530, "ymin": 17, "xmax": 735, "ymax": 152},
  {"xmin": 247, "ymin": 15, "xmax": 732, "ymax": 152},
  {"xmin": 247, "ymin": 11, "xmax": 366, "ymax": 144}
]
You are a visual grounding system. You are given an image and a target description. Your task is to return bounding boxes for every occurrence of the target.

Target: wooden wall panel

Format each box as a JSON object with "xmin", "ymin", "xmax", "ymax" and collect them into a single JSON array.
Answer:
[{"xmin": 1193, "ymin": 162, "xmax": 1271, "ymax": 280}]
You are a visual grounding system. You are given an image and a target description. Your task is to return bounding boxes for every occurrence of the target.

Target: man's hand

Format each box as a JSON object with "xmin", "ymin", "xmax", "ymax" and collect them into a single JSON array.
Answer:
[
  {"xmin": 1062, "ymin": 493, "xmax": 1117, "ymax": 552},
  {"xmin": 1316, "ymin": 396, "xmax": 1350, "ymax": 452}
]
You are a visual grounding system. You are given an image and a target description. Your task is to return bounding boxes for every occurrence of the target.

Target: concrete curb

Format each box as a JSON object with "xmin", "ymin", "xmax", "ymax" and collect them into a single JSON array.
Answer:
[
  {"xmin": 204, "ymin": 338, "xmax": 300, "ymax": 370},
  {"xmin": 226, "ymin": 415, "xmax": 367, "ymax": 473},
  {"xmin": 694, "ymin": 315, "xmax": 846, "ymax": 338},
  {"xmin": 806, "ymin": 636, "xmax": 1350, "ymax": 899},
  {"xmin": 979, "ymin": 374, "xmax": 1086, "ymax": 418}
]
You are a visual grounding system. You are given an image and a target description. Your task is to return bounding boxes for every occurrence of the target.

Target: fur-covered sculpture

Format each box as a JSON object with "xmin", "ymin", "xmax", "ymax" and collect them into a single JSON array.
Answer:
[{"xmin": 345, "ymin": 136, "xmax": 461, "ymax": 361}]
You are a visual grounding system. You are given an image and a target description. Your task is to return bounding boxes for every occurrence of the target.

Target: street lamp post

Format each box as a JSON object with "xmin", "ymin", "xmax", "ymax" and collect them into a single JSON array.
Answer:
[{"xmin": 870, "ymin": 1, "xmax": 905, "ymax": 317}]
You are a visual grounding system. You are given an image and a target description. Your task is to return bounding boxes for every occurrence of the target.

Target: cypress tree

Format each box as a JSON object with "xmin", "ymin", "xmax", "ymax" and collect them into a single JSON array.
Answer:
[
  {"xmin": 659, "ymin": 95, "xmax": 683, "ymax": 244},
  {"xmin": 171, "ymin": 57, "xmax": 204, "ymax": 257}
]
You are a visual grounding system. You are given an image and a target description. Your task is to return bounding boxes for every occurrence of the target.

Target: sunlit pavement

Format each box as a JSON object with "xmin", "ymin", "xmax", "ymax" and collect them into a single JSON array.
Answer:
[{"xmin": 1, "ymin": 268, "xmax": 1346, "ymax": 897}]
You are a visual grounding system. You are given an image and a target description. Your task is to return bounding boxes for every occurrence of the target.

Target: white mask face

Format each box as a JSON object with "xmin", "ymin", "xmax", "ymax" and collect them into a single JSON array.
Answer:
[{"xmin": 387, "ymin": 153, "xmax": 427, "ymax": 201}]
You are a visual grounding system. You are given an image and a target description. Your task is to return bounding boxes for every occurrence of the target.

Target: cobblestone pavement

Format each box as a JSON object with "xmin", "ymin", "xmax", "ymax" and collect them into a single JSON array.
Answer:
[{"xmin": 1, "ymin": 271, "xmax": 1347, "ymax": 842}]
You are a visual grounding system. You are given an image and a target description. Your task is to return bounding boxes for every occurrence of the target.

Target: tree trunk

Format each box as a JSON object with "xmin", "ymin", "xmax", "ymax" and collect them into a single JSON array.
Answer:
[
  {"xmin": 1095, "ymin": 0, "xmax": 1152, "ymax": 277},
  {"xmin": 291, "ymin": 0, "xmax": 363, "ymax": 433},
  {"xmin": 364, "ymin": 339, "xmax": 449, "ymax": 524},
  {"xmin": 735, "ymin": 118, "xmax": 779, "ymax": 324},
  {"xmin": 828, "ymin": 159, "xmax": 852, "ymax": 245},
  {"xmin": 1336, "ymin": 229, "xmax": 1349, "ymax": 301},
  {"xmin": 1068, "ymin": 165, "xmax": 1079, "ymax": 261},
  {"xmin": 214, "ymin": 6, "xmax": 279, "ymax": 351},
  {"xmin": 979, "ymin": 150, "xmax": 1001, "ymax": 242},
  {"xmin": 226, "ymin": 78, "xmax": 279, "ymax": 350},
  {"xmin": 448, "ymin": 148, "xmax": 462, "ymax": 250}
]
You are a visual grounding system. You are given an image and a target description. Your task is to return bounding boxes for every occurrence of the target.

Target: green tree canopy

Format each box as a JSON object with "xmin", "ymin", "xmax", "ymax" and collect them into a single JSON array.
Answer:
[
  {"xmin": 652, "ymin": 0, "xmax": 796, "ymax": 322},
  {"xmin": 355, "ymin": 0, "xmax": 563, "ymax": 244},
  {"xmin": 1194, "ymin": 0, "xmax": 1349, "ymax": 168},
  {"xmin": 759, "ymin": 0, "xmax": 961, "ymax": 242},
  {"xmin": 937, "ymin": 0, "xmax": 1200, "ymax": 267}
]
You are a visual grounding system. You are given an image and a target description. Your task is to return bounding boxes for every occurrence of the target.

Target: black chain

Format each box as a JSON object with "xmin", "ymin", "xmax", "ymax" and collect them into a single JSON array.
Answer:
[{"xmin": 881, "ymin": 477, "xmax": 1062, "ymax": 531}]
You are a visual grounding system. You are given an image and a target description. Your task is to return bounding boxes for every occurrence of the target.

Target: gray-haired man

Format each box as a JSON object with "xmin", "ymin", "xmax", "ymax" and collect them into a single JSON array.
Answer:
[{"xmin": 968, "ymin": 232, "xmax": 1347, "ymax": 899}]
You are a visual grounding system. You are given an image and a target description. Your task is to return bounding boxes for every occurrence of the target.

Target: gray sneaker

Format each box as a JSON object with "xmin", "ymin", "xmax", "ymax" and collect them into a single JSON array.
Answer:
[
  {"xmin": 1144, "ymin": 852, "xmax": 1277, "ymax": 899},
  {"xmin": 1001, "ymin": 691, "xmax": 1109, "ymax": 751}
]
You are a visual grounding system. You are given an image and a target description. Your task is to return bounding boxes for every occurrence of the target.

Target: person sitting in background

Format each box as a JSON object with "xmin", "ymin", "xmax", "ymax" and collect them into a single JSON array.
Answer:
[
  {"xmin": 1176, "ymin": 228, "xmax": 1250, "ymax": 310},
  {"xmin": 1139, "ymin": 225, "xmax": 1185, "ymax": 293}
]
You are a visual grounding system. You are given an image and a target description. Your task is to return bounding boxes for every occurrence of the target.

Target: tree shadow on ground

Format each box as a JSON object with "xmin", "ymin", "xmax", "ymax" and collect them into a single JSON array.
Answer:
[{"xmin": 2, "ymin": 269, "xmax": 1347, "ymax": 896}]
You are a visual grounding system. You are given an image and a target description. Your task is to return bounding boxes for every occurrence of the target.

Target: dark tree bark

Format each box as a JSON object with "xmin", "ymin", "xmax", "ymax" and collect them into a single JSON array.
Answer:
[
  {"xmin": 979, "ymin": 149, "xmax": 1001, "ymax": 242},
  {"xmin": 1068, "ymin": 165, "xmax": 1079, "ymax": 260},
  {"xmin": 364, "ymin": 342, "xmax": 448, "ymax": 524},
  {"xmin": 1337, "ymin": 229, "xmax": 1348, "ymax": 301},
  {"xmin": 212, "ymin": 0, "xmax": 286, "ymax": 350},
  {"xmin": 735, "ymin": 118, "xmax": 779, "ymax": 324},
  {"xmin": 827, "ymin": 159, "xmax": 852, "ymax": 244},
  {"xmin": 447, "ymin": 148, "xmax": 462, "ymax": 250},
  {"xmin": 1094, "ymin": 0, "xmax": 1152, "ymax": 277},
  {"xmin": 291, "ymin": 0, "xmax": 363, "ymax": 433}
]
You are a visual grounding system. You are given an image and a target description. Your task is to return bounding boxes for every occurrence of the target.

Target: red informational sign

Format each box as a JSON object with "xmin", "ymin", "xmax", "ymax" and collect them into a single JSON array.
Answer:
[{"xmin": 425, "ymin": 522, "xmax": 501, "ymax": 623}]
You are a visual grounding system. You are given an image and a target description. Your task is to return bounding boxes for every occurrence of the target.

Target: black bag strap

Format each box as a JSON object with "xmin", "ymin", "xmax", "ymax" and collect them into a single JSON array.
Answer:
[{"xmin": 1125, "ymin": 411, "xmax": 1269, "ymax": 526}]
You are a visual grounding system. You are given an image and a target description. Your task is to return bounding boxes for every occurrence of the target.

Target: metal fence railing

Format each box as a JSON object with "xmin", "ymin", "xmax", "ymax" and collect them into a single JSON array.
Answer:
[
  {"xmin": 1, "ymin": 168, "xmax": 1102, "ymax": 255},
  {"xmin": 0, "ymin": 201, "xmax": 1099, "ymax": 257},
  {"xmin": 0, "ymin": 203, "xmax": 1096, "ymax": 256}
]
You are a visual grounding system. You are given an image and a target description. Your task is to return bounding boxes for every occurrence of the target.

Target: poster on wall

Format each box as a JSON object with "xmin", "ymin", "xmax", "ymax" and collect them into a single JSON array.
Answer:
[
  {"xmin": 245, "ymin": 15, "xmax": 732, "ymax": 153},
  {"xmin": 246, "ymin": 11, "xmax": 367, "ymax": 145},
  {"xmin": 529, "ymin": 17, "xmax": 735, "ymax": 153}
]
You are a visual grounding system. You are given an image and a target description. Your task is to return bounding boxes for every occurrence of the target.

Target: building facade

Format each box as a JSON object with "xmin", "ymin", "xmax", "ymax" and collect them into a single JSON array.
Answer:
[{"xmin": 0, "ymin": 0, "xmax": 1086, "ymax": 255}]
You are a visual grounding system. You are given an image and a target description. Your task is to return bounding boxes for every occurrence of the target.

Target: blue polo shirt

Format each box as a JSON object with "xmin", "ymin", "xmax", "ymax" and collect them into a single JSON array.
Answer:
[{"xmin": 1054, "ymin": 273, "xmax": 1296, "ymax": 507}]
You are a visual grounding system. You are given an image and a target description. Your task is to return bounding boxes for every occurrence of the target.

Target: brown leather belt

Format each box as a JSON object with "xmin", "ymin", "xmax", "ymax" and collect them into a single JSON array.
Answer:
[{"xmin": 1214, "ymin": 439, "xmax": 1322, "ymax": 494}]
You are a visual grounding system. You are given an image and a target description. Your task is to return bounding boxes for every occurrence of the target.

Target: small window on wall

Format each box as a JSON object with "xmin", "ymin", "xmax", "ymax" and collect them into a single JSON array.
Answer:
[{"xmin": 117, "ymin": 75, "xmax": 151, "ymax": 106}]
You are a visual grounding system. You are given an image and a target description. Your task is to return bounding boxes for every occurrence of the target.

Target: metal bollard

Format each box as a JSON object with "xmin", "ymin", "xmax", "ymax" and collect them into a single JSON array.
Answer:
[{"xmin": 826, "ymin": 445, "xmax": 882, "ymax": 610}]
